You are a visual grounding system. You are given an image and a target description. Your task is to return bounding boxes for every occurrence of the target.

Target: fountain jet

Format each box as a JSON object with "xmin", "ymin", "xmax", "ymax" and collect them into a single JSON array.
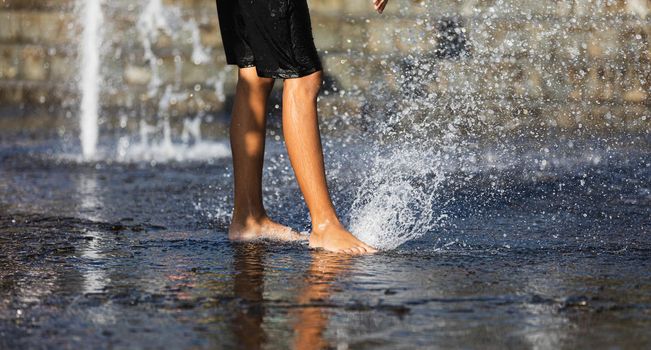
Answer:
[{"xmin": 79, "ymin": 0, "xmax": 103, "ymax": 159}]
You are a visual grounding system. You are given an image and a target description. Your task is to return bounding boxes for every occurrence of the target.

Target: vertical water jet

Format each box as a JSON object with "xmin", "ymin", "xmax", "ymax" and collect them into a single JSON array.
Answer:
[{"xmin": 79, "ymin": 0, "xmax": 103, "ymax": 159}]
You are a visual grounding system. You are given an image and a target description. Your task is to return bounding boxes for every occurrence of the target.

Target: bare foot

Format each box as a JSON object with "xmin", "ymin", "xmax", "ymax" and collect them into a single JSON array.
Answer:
[
  {"xmin": 229, "ymin": 216, "xmax": 306, "ymax": 242},
  {"xmin": 309, "ymin": 221, "xmax": 377, "ymax": 254}
]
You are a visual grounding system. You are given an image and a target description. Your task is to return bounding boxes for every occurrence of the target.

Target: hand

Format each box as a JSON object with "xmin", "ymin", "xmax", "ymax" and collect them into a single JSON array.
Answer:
[{"xmin": 373, "ymin": 0, "xmax": 389, "ymax": 14}]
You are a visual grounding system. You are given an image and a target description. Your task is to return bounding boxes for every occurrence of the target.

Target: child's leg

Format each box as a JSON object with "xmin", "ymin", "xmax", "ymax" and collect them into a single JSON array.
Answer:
[
  {"xmin": 282, "ymin": 71, "xmax": 376, "ymax": 254},
  {"xmin": 229, "ymin": 67, "xmax": 304, "ymax": 242}
]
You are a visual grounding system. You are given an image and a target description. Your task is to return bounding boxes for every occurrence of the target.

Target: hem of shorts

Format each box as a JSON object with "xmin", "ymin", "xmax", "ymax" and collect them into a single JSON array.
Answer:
[
  {"xmin": 256, "ymin": 66, "xmax": 322, "ymax": 79},
  {"xmin": 225, "ymin": 61, "xmax": 322, "ymax": 79},
  {"xmin": 227, "ymin": 62, "xmax": 255, "ymax": 69}
]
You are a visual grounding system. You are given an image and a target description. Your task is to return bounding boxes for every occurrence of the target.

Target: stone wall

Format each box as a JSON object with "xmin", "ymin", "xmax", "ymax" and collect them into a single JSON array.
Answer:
[{"xmin": 0, "ymin": 0, "xmax": 649, "ymax": 135}]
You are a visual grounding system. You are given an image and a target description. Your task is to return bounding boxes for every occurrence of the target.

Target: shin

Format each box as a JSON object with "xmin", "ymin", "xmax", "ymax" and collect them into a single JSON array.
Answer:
[{"xmin": 230, "ymin": 67, "xmax": 274, "ymax": 223}]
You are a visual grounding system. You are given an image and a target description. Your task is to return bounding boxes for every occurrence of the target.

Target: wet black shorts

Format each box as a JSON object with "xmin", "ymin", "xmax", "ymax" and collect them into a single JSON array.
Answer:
[{"xmin": 216, "ymin": 0, "xmax": 322, "ymax": 79}]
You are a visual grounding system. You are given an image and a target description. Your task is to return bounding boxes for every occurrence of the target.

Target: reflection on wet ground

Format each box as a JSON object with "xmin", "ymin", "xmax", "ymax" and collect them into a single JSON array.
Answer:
[{"xmin": 1, "ymin": 137, "xmax": 650, "ymax": 348}]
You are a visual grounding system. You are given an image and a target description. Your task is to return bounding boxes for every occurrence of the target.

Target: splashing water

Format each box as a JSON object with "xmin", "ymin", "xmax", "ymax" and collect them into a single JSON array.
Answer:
[
  {"xmin": 343, "ymin": 52, "xmax": 479, "ymax": 250},
  {"xmin": 79, "ymin": 0, "xmax": 103, "ymax": 160},
  {"xmin": 114, "ymin": 86, "xmax": 230, "ymax": 163},
  {"xmin": 113, "ymin": 0, "xmax": 227, "ymax": 163},
  {"xmin": 137, "ymin": 0, "xmax": 170, "ymax": 98},
  {"xmin": 349, "ymin": 147, "xmax": 448, "ymax": 250},
  {"xmin": 71, "ymin": 0, "xmax": 230, "ymax": 163}
]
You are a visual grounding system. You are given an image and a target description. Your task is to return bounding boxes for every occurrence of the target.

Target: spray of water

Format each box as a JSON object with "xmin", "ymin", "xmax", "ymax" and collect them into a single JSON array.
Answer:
[
  {"xmin": 344, "ymin": 52, "xmax": 481, "ymax": 250},
  {"xmin": 349, "ymin": 148, "xmax": 448, "ymax": 250},
  {"xmin": 117, "ymin": 85, "xmax": 230, "ymax": 163},
  {"xmin": 137, "ymin": 0, "xmax": 169, "ymax": 98},
  {"xmin": 79, "ymin": 0, "xmax": 103, "ymax": 159},
  {"xmin": 108, "ymin": 0, "xmax": 229, "ymax": 163},
  {"xmin": 72, "ymin": 0, "xmax": 230, "ymax": 163}
]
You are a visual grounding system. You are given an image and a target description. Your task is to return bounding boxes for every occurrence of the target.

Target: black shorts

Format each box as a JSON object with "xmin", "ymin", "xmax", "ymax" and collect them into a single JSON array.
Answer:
[{"xmin": 216, "ymin": 0, "xmax": 322, "ymax": 79}]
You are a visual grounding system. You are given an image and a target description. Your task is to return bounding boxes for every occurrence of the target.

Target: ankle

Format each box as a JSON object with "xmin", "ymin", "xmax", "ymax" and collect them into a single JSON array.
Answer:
[
  {"xmin": 311, "ymin": 217, "xmax": 343, "ymax": 234},
  {"xmin": 231, "ymin": 211, "xmax": 267, "ymax": 226}
]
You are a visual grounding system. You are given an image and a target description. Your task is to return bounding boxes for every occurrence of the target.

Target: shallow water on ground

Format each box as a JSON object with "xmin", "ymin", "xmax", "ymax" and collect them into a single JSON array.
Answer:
[{"xmin": 1, "ymin": 135, "xmax": 650, "ymax": 349}]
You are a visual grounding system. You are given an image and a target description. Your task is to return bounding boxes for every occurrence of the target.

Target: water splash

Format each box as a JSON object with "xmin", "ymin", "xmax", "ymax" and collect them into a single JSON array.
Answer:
[
  {"xmin": 136, "ymin": 0, "xmax": 170, "ymax": 98},
  {"xmin": 186, "ymin": 19, "xmax": 211, "ymax": 65},
  {"xmin": 72, "ymin": 0, "xmax": 228, "ymax": 163},
  {"xmin": 114, "ymin": 139, "xmax": 230, "ymax": 163},
  {"xmin": 122, "ymin": 0, "xmax": 225, "ymax": 163},
  {"xmin": 349, "ymin": 148, "xmax": 448, "ymax": 250},
  {"xmin": 345, "ymin": 53, "xmax": 481, "ymax": 250},
  {"xmin": 79, "ymin": 0, "xmax": 103, "ymax": 160},
  {"xmin": 115, "ymin": 87, "xmax": 231, "ymax": 163}
]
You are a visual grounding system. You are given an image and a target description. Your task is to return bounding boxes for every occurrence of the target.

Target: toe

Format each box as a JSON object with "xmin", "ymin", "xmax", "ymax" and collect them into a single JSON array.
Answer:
[
  {"xmin": 363, "ymin": 243, "xmax": 378, "ymax": 253},
  {"xmin": 360, "ymin": 245, "xmax": 377, "ymax": 254}
]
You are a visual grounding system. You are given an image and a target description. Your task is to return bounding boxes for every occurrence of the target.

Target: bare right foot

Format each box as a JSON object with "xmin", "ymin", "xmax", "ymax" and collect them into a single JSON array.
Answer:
[
  {"xmin": 229, "ymin": 215, "xmax": 307, "ymax": 242},
  {"xmin": 309, "ymin": 221, "xmax": 377, "ymax": 254}
]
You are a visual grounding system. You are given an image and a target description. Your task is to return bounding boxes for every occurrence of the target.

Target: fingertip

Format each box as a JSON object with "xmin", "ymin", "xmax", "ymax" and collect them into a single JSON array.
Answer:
[{"xmin": 379, "ymin": 1, "xmax": 388, "ymax": 14}]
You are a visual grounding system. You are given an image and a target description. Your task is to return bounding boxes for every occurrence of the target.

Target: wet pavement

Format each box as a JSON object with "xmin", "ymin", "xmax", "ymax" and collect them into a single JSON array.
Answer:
[{"xmin": 1, "ymin": 135, "xmax": 650, "ymax": 349}]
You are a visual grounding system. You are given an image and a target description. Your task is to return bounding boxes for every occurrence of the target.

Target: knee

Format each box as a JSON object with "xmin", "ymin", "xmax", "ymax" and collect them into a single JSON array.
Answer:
[
  {"xmin": 286, "ymin": 71, "xmax": 322, "ymax": 99},
  {"xmin": 237, "ymin": 68, "xmax": 275, "ymax": 93}
]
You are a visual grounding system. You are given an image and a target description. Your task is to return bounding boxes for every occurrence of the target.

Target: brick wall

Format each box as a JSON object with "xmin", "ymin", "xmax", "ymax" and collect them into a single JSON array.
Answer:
[{"xmin": 0, "ymin": 0, "xmax": 649, "ymax": 135}]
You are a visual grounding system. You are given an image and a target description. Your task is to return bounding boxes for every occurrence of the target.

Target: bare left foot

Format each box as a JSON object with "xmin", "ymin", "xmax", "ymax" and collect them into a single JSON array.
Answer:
[{"xmin": 228, "ymin": 215, "xmax": 307, "ymax": 242}]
